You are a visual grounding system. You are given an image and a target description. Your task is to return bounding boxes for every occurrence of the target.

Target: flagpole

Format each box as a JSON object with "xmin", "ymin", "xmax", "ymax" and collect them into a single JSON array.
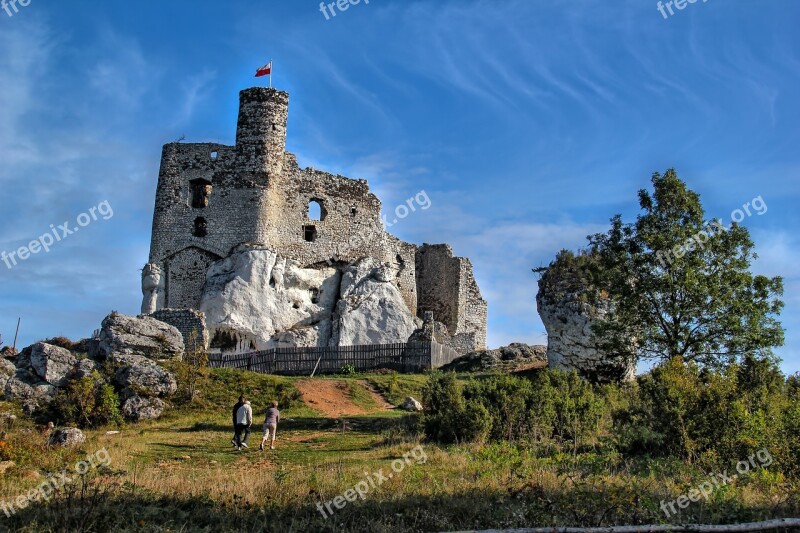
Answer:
[{"xmin": 270, "ymin": 59, "xmax": 273, "ymax": 88}]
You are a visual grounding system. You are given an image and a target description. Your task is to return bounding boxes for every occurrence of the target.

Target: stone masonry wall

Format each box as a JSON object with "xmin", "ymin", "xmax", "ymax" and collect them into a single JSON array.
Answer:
[{"xmin": 150, "ymin": 309, "xmax": 209, "ymax": 352}]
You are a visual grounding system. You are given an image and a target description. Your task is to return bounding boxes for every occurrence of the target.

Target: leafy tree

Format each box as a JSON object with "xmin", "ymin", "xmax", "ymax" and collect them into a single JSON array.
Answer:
[{"xmin": 587, "ymin": 169, "xmax": 784, "ymax": 367}]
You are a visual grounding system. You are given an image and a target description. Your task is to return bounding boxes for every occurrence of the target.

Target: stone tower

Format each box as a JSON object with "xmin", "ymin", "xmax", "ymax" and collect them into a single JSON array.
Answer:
[{"xmin": 142, "ymin": 86, "xmax": 488, "ymax": 354}]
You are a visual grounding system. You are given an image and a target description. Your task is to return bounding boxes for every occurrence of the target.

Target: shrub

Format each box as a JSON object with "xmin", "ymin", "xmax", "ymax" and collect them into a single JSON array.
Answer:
[
  {"xmin": 52, "ymin": 371, "xmax": 122, "ymax": 428},
  {"xmin": 422, "ymin": 372, "xmax": 490, "ymax": 444},
  {"xmin": 339, "ymin": 364, "xmax": 357, "ymax": 376}
]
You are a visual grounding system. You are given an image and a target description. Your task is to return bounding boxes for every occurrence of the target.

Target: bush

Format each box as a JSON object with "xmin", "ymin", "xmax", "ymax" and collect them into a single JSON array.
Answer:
[
  {"xmin": 52, "ymin": 371, "xmax": 122, "ymax": 428},
  {"xmin": 422, "ymin": 372, "xmax": 490, "ymax": 444}
]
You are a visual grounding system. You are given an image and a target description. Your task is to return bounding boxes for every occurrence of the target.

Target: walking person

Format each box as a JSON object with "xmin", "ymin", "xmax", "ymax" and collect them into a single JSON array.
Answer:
[
  {"xmin": 260, "ymin": 401, "xmax": 280, "ymax": 451},
  {"xmin": 232, "ymin": 396, "xmax": 253, "ymax": 451},
  {"xmin": 231, "ymin": 396, "xmax": 244, "ymax": 448}
]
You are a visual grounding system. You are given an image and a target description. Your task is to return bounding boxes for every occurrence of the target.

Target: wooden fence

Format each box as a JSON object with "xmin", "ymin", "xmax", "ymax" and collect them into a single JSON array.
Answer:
[{"xmin": 208, "ymin": 341, "xmax": 459, "ymax": 375}]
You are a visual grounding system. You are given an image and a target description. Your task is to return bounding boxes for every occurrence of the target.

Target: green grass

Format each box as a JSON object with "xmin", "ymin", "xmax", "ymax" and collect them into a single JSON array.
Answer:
[
  {"xmin": 364, "ymin": 372, "xmax": 428, "ymax": 406},
  {"xmin": 1, "ymin": 370, "xmax": 798, "ymax": 532}
]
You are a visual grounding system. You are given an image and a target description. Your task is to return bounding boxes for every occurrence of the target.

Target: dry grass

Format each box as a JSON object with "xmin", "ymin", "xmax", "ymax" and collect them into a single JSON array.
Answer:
[{"xmin": 0, "ymin": 373, "xmax": 798, "ymax": 532}]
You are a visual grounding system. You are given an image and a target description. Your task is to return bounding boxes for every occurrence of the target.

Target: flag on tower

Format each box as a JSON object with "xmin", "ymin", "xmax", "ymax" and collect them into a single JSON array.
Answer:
[{"xmin": 255, "ymin": 61, "xmax": 272, "ymax": 78}]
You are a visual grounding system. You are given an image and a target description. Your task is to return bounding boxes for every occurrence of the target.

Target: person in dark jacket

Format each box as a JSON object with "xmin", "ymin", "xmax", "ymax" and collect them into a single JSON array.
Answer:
[{"xmin": 231, "ymin": 396, "xmax": 253, "ymax": 450}]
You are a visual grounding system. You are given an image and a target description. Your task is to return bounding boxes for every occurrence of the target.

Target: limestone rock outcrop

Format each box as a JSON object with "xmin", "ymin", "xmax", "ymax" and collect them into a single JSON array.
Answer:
[
  {"xmin": 442, "ymin": 343, "xmax": 548, "ymax": 372},
  {"xmin": 30, "ymin": 343, "xmax": 78, "ymax": 387},
  {"xmin": 113, "ymin": 354, "xmax": 177, "ymax": 398},
  {"xmin": 200, "ymin": 245, "xmax": 419, "ymax": 352},
  {"xmin": 333, "ymin": 258, "xmax": 419, "ymax": 346},
  {"xmin": 536, "ymin": 252, "xmax": 635, "ymax": 383},
  {"xmin": 98, "ymin": 313, "xmax": 184, "ymax": 361},
  {"xmin": 4, "ymin": 370, "xmax": 57, "ymax": 414}
]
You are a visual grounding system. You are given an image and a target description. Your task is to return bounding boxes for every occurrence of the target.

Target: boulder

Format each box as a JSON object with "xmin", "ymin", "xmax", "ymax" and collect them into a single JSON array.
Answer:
[
  {"xmin": 30, "ymin": 343, "xmax": 78, "ymax": 387},
  {"xmin": 4, "ymin": 371, "xmax": 56, "ymax": 414},
  {"xmin": 332, "ymin": 257, "xmax": 418, "ymax": 346},
  {"xmin": 115, "ymin": 357, "xmax": 177, "ymax": 398},
  {"xmin": 48, "ymin": 428, "xmax": 86, "ymax": 447},
  {"xmin": 72, "ymin": 358, "xmax": 100, "ymax": 380},
  {"xmin": 98, "ymin": 312, "xmax": 184, "ymax": 361},
  {"xmin": 121, "ymin": 395, "xmax": 165, "ymax": 421},
  {"xmin": 401, "ymin": 396, "xmax": 423, "ymax": 412},
  {"xmin": 13, "ymin": 345, "xmax": 32, "ymax": 372}
]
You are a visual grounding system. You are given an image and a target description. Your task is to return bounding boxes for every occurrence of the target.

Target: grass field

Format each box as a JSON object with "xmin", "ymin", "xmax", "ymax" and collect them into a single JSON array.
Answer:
[{"xmin": 0, "ymin": 369, "xmax": 797, "ymax": 532}]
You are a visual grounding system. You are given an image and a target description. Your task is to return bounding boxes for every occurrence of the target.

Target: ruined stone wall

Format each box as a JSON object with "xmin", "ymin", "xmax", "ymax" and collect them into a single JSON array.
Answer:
[
  {"xmin": 150, "ymin": 309, "xmax": 209, "ymax": 352},
  {"xmin": 415, "ymin": 244, "xmax": 487, "ymax": 351},
  {"xmin": 415, "ymin": 244, "xmax": 461, "ymax": 334},
  {"xmin": 145, "ymin": 86, "xmax": 487, "ymax": 353}
]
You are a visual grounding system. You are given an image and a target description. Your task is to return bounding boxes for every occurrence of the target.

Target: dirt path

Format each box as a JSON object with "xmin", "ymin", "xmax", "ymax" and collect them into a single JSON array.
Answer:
[
  {"xmin": 359, "ymin": 379, "xmax": 395, "ymax": 409},
  {"xmin": 295, "ymin": 380, "xmax": 393, "ymax": 418}
]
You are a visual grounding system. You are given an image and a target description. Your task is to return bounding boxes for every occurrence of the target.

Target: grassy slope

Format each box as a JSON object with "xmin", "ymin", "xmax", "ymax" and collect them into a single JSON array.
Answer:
[{"xmin": 0, "ymin": 370, "xmax": 797, "ymax": 532}]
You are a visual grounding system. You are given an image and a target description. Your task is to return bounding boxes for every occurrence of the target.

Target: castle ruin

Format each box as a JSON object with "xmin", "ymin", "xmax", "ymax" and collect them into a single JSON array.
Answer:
[{"xmin": 142, "ymin": 87, "xmax": 487, "ymax": 355}]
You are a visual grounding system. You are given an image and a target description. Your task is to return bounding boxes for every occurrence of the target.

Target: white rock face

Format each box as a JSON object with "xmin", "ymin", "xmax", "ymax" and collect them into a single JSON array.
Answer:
[
  {"xmin": 200, "ymin": 246, "xmax": 418, "ymax": 351},
  {"xmin": 537, "ymin": 279, "xmax": 635, "ymax": 383},
  {"xmin": 333, "ymin": 258, "xmax": 418, "ymax": 346},
  {"xmin": 201, "ymin": 245, "xmax": 339, "ymax": 350}
]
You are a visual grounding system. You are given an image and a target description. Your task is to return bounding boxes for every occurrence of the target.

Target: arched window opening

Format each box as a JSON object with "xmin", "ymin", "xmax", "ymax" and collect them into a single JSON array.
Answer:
[{"xmin": 308, "ymin": 199, "xmax": 327, "ymax": 221}]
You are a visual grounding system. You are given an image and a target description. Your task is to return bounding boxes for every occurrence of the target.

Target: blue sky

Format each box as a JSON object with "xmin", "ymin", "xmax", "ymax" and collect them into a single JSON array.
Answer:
[{"xmin": 1, "ymin": 0, "xmax": 798, "ymax": 372}]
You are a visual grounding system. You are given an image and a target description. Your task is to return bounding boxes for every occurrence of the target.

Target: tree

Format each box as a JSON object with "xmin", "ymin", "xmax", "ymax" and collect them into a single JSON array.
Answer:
[{"xmin": 587, "ymin": 169, "xmax": 784, "ymax": 368}]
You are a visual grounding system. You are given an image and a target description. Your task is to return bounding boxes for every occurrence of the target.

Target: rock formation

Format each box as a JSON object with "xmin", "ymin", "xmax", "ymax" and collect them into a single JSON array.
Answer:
[
  {"xmin": 536, "ymin": 251, "xmax": 636, "ymax": 383},
  {"xmin": 442, "ymin": 343, "xmax": 548, "ymax": 372},
  {"xmin": 30, "ymin": 343, "xmax": 77, "ymax": 387},
  {"xmin": 48, "ymin": 428, "xmax": 86, "ymax": 447},
  {"xmin": 97, "ymin": 313, "xmax": 184, "ymax": 361},
  {"xmin": 3, "ymin": 313, "xmax": 180, "ymax": 420},
  {"xmin": 200, "ymin": 245, "xmax": 419, "ymax": 351}
]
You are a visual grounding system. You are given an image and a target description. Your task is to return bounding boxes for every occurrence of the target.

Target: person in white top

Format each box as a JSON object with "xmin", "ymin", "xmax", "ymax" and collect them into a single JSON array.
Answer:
[{"xmin": 232, "ymin": 396, "xmax": 253, "ymax": 451}]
